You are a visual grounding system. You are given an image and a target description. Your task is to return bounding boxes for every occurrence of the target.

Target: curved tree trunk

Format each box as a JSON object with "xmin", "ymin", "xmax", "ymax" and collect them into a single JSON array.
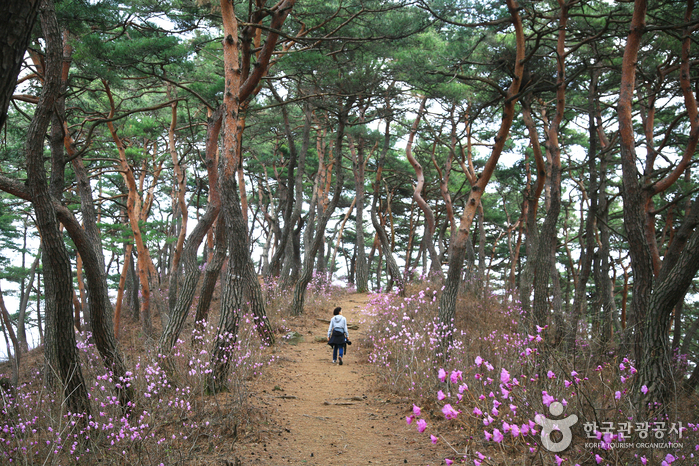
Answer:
[
  {"xmin": 289, "ymin": 98, "xmax": 353, "ymax": 315},
  {"xmin": 438, "ymin": 0, "xmax": 525, "ymax": 353},
  {"xmin": 194, "ymin": 215, "xmax": 227, "ymax": 327},
  {"xmin": 159, "ymin": 108, "xmax": 223, "ymax": 354},
  {"xmin": 531, "ymin": 0, "xmax": 567, "ymax": 330},
  {"xmin": 30, "ymin": 0, "xmax": 90, "ymax": 418},
  {"xmin": 405, "ymin": 96, "xmax": 442, "ymax": 278},
  {"xmin": 350, "ymin": 136, "xmax": 369, "ymax": 292}
]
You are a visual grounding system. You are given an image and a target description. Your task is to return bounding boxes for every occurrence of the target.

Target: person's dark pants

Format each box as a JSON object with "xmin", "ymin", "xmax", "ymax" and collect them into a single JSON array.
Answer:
[{"xmin": 333, "ymin": 344, "xmax": 344, "ymax": 360}]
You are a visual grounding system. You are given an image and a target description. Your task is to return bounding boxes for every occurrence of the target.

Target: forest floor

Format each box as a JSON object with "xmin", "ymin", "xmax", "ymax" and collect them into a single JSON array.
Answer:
[{"xmin": 229, "ymin": 292, "xmax": 443, "ymax": 466}]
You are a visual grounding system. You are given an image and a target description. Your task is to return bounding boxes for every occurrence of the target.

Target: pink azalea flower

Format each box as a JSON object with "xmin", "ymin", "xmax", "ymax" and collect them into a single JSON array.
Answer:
[
  {"xmin": 500, "ymin": 368, "xmax": 511, "ymax": 384},
  {"xmin": 555, "ymin": 455, "xmax": 564, "ymax": 466},
  {"xmin": 430, "ymin": 435, "xmax": 438, "ymax": 444},
  {"xmin": 450, "ymin": 370, "xmax": 463, "ymax": 384},
  {"xmin": 438, "ymin": 368, "xmax": 448, "ymax": 382},
  {"xmin": 485, "ymin": 362, "xmax": 494, "ymax": 371},
  {"xmin": 413, "ymin": 404, "xmax": 421, "ymax": 416},
  {"xmin": 641, "ymin": 385, "xmax": 648, "ymax": 394},
  {"xmin": 416, "ymin": 419, "xmax": 427, "ymax": 433},
  {"xmin": 665, "ymin": 454, "xmax": 676, "ymax": 463},
  {"xmin": 595, "ymin": 454, "xmax": 603, "ymax": 464},
  {"xmin": 438, "ymin": 390, "xmax": 447, "ymax": 401},
  {"xmin": 473, "ymin": 406, "xmax": 483, "ymax": 416},
  {"xmin": 442, "ymin": 404, "xmax": 459, "ymax": 420},
  {"xmin": 406, "ymin": 416, "xmax": 413, "ymax": 425},
  {"xmin": 614, "ymin": 391, "xmax": 621, "ymax": 400},
  {"xmin": 511, "ymin": 424, "xmax": 520, "ymax": 437},
  {"xmin": 484, "ymin": 430, "xmax": 492, "ymax": 441},
  {"xmin": 542, "ymin": 391, "xmax": 555, "ymax": 406},
  {"xmin": 445, "ymin": 459, "xmax": 453, "ymax": 465},
  {"xmin": 641, "ymin": 457, "xmax": 647, "ymax": 465},
  {"xmin": 475, "ymin": 356, "xmax": 483, "ymax": 366},
  {"xmin": 547, "ymin": 370, "xmax": 556, "ymax": 379},
  {"xmin": 493, "ymin": 429, "xmax": 504, "ymax": 443}
]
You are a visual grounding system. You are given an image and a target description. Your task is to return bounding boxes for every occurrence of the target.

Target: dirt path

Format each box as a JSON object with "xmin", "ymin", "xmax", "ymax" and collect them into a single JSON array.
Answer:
[{"xmin": 233, "ymin": 292, "xmax": 442, "ymax": 465}]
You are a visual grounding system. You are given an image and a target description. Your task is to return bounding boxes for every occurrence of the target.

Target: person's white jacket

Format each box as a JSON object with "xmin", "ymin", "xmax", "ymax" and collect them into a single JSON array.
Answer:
[{"xmin": 327, "ymin": 315, "xmax": 348, "ymax": 338}]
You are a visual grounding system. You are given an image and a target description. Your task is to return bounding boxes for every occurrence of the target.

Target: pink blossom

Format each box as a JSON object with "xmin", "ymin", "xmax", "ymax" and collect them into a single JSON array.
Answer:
[
  {"xmin": 475, "ymin": 356, "xmax": 483, "ymax": 366},
  {"xmin": 445, "ymin": 459, "xmax": 453, "ymax": 465},
  {"xmin": 547, "ymin": 370, "xmax": 556, "ymax": 379},
  {"xmin": 641, "ymin": 385, "xmax": 648, "ymax": 394},
  {"xmin": 406, "ymin": 416, "xmax": 413, "ymax": 425},
  {"xmin": 665, "ymin": 454, "xmax": 676, "ymax": 463},
  {"xmin": 413, "ymin": 404, "xmax": 421, "ymax": 416},
  {"xmin": 614, "ymin": 391, "xmax": 621, "ymax": 400},
  {"xmin": 416, "ymin": 419, "xmax": 427, "ymax": 433},
  {"xmin": 473, "ymin": 406, "xmax": 483, "ymax": 416},
  {"xmin": 442, "ymin": 404, "xmax": 459, "ymax": 420},
  {"xmin": 555, "ymin": 455, "xmax": 564, "ymax": 466},
  {"xmin": 484, "ymin": 430, "xmax": 492, "ymax": 441},
  {"xmin": 500, "ymin": 368, "xmax": 511, "ymax": 384},
  {"xmin": 511, "ymin": 424, "xmax": 520, "ymax": 437},
  {"xmin": 641, "ymin": 457, "xmax": 647, "ymax": 465},
  {"xmin": 450, "ymin": 370, "xmax": 463, "ymax": 384},
  {"xmin": 595, "ymin": 454, "xmax": 603, "ymax": 464},
  {"xmin": 438, "ymin": 368, "xmax": 448, "ymax": 382},
  {"xmin": 542, "ymin": 391, "xmax": 555, "ymax": 406},
  {"xmin": 492, "ymin": 428, "xmax": 504, "ymax": 443},
  {"xmin": 437, "ymin": 390, "xmax": 447, "ymax": 401},
  {"xmin": 485, "ymin": 362, "xmax": 494, "ymax": 371},
  {"xmin": 430, "ymin": 435, "xmax": 438, "ymax": 444}
]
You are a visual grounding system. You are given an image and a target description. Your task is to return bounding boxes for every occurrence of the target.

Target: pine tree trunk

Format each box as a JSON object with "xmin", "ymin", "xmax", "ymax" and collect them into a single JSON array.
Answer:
[
  {"xmin": 194, "ymin": 216, "xmax": 227, "ymax": 326},
  {"xmin": 0, "ymin": 0, "xmax": 40, "ymax": 131},
  {"xmin": 439, "ymin": 0, "xmax": 525, "ymax": 353},
  {"xmin": 159, "ymin": 108, "xmax": 223, "ymax": 354},
  {"xmin": 30, "ymin": 0, "xmax": 90, "ymax": 418}
]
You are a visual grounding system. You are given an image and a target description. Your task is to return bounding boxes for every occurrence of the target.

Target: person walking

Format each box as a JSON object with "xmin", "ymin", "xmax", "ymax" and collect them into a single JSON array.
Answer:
[{"xmin": 327, "ymin": 307, "xmax": 348, "ymax": 365}]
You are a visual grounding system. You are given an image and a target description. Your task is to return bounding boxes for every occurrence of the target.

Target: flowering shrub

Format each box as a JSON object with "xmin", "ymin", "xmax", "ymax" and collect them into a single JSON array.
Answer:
[
  {"xmin": 365, "ymin": 284, "xmax": 698, "ymax": 465},
  {"xmin": 0, "ymin": 313, "xmax": 272, "ymax": 465}
]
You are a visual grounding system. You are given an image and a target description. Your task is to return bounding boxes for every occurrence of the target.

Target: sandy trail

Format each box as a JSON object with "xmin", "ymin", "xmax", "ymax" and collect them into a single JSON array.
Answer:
[{"xmin": 233, "ymin": 292, "xmax": 442, "ymax": 465}]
